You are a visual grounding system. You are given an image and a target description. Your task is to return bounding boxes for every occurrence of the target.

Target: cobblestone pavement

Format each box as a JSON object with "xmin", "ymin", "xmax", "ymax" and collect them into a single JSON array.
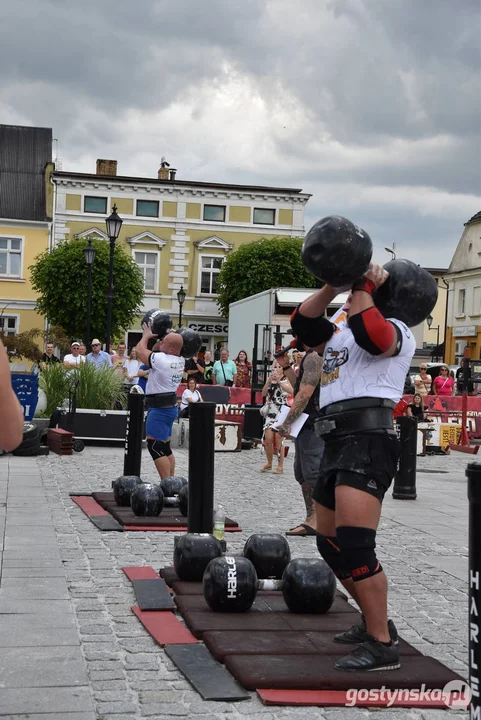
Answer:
[{"xmin": 0, "ymin": 440, "xmax": 473, "ymax": 719}]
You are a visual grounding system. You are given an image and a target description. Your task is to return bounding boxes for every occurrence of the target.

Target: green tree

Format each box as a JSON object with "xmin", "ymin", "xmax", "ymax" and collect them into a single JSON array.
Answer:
[
  {"xmin": 30, "ymin": 238, "xmax": 145, "ymax": 341},
  {"xmin": 216, "ymin": 236, "xmax": 320, "ymax": 317}
]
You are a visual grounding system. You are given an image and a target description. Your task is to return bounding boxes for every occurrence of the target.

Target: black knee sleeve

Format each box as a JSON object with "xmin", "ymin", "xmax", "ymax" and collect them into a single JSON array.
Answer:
[
  {"xmin": 316, "ymin": 534, "xmax": 351, "ymax": 580},
  {"xmin": 147, "ymin": 439, "xmax": 172, "ymax": 460},
  {"xmin": 336, "ymin": 526, "xmax": 383, "ymax": 582}
]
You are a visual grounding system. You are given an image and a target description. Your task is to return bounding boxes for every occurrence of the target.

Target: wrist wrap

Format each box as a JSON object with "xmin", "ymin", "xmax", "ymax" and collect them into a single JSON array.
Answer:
[{"xmin": 352, "ymin": 277, "xmax": 376, "ymax": 295}]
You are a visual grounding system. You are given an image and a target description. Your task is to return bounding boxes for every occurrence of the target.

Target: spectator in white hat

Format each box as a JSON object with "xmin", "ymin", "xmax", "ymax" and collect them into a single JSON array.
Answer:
[
  {"xmin": 86, "ymin": 339, "xmax": 113, "ymax": 369},
  {"xmin": 63, "ymin": 341, "xmax": 86, "ymax": 369}
]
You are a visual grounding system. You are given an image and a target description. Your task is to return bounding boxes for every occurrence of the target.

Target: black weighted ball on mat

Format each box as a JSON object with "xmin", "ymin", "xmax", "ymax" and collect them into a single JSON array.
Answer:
[
  {"xmin": 141, "ymin": 309, "xmax": 173, "ymax": 340},
  {"xmin": 373, "ymin": 259, "xmax": 439, "ymax": 328},
  {"xmin": 243, "ymin": 533, "xmax": 291, "ymax": 580},
  {"xmin": 281, "ymin": 558, "xmax": 336, "ymax": 614},
  {"xmin": 177, "ymin": 327, "xmax": 202, "ymax": 359},
  {"xmin": 130, "ymin": 483, "xmax": 164, "ymax": 516},
  {"xmin": 302, "ymin": 215, "xmax": 373, "ymax": 286},
  {"xmin": 203, "ymin": 555, "xmax": 336, "ymax": 614},
  {"xmin": 161, "ymin": 475, "xmax": 187, "ymax": 497},
  {"xmin": 174, "ymin": 533, "xmax": 223, "ymax": 581},
  {"xmin": 178, "ymin": 485, "xmax": 188, "ymax": 517},
  {"xmin": 113, "ymin": 475, "xmax": 143, "ymax": 506},
  {"xmin": 204, "ymin": 555, "xmax": 258, "ymax": 613}
]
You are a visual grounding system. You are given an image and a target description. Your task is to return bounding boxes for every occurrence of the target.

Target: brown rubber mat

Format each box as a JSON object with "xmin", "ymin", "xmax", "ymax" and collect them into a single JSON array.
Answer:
[
  {"xmin": 131, "ymin": 565, "xmax": 466, "ymax": 706},
  {"xmin": 203, "ymin": 630, "xmax": 421, "ymax": 662},
  {"xmin": 160, "ymin": 566, "xmax": 203, "ymax": 595},
  {"xmin": 224, "ymin": 653, "xmax": 466, "ymax": 691},
  {"xmin": 183, "ymin": 610, "xmax": 292, "ymax": 638},
  {"xmin": 175, "ymin": 593, "xmax": 357, "ymax": 616},
  {"xmin": 92, "ymin": 492, "xmax": 240, "ymax": 530}
]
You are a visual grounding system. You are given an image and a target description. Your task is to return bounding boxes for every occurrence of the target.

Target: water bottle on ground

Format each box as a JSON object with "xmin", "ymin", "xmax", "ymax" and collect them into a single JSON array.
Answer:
[{"xmin": 213, "ymin": 504, "xmax": 225, "ymax": 542}]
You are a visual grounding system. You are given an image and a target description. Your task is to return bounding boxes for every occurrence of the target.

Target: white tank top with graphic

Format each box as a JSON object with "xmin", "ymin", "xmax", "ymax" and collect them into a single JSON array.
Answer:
[
  {"xmin": 319, "ymin": 318, "xmax": 416, "ymax": 408},
  {"xmin": 146, "ymin": 352, "xmax": 185, "ymax": 395}
]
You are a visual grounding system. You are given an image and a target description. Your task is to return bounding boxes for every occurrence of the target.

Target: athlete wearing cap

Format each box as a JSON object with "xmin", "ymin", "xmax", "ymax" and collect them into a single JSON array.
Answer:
[
  {"xmin": 287, "ymin": 262, "xmax": 416, "ymax": 672},
  {"xmin": 135, "ymin": 327, "xmax": 185, "ymax": 480}
]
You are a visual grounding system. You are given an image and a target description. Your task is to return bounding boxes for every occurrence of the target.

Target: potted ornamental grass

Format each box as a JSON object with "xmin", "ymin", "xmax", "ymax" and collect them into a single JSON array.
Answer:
[{"xmin": 39, "ymin": 363, "xmax": 129, "ymax": 442}]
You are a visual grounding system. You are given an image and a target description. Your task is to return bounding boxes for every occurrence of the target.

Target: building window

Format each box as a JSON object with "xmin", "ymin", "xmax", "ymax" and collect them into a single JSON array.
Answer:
[
  {"xmin": 134, "ymin": 251, "xmax": 158, "ymax": 292},
  {"xmin": 200, "ymin": 256, "xmax": 223, "ymax": 295},
  {"xmin": 458, "ymin": 289, "xmax": 466, "ymax": 316},
  {"xmin": 136, "ymin": 200, "xmax": 159, "ymax": 218},
  {"xmin": 84, "ymin": 196, "xmax": 108, "ymax": 213},
  {"xmin": 473, "ymin": 286, "xmax": 481, "ymax": 316},
  {"xmin": 253, "ymin": 208, "xmax": 275, "ymax": 225},
  {"xmin": 0, "ymin": 316, "xmax": 17, "ymax": 336},
  {"xmin": 203, "ymin": 205, "xmax": 226, "ymax": 222},
  {"xmin": 0, "ymin": 237, "xmax": 22, "ymax": 277}
]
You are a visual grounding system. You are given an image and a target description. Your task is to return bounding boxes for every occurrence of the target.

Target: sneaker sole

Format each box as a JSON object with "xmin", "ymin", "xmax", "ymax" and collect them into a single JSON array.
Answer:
[
  {"xmin": 335, "ymin": 662, "xmax": 401, "ymax": 672},
  {"xmin": 333, "ymin": 636, "xmax": 399, "ymax": 646}
]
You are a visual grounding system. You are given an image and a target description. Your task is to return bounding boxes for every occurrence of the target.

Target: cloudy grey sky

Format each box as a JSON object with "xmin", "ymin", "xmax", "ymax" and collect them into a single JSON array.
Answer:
[{"xmin": 1, "ymin": 0, "xmax": 480, "ymax": 268}]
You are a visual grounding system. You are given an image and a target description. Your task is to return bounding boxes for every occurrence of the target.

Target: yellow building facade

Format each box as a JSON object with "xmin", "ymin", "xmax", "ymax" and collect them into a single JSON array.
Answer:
[
  {"xmin": 0, "ymin": 126, "xmax": 54, "ymax": 364},
  {"xmin": 0, "ymin": 222, "xmax": 50, "ymax": 342},
  {"xmin": 52, "ymin": 161, "xmax": 311, "ymax": 353}
]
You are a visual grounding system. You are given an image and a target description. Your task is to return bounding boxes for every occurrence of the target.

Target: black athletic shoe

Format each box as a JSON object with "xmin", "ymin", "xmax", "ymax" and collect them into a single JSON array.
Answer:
[
  {"xmin": 333, "ymin": 617, "xmax": 398, "ymax": 645},
  {"xmin": 335, "ymin": 636, "xmax": 401, "ymax": 672}
]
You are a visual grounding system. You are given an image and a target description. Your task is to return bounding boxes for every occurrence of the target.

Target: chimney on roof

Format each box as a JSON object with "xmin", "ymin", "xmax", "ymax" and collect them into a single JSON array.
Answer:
[
  {"xmin": 158, "ymin": 156, "xmax": 171, "ymax": 180},
  {"xmin": 169, "ymin": 168, "xmax": 177, "ymax": 181},
  {"xmin": 96, "ymin": 159, "xmax": 117, "ymax": 176}
]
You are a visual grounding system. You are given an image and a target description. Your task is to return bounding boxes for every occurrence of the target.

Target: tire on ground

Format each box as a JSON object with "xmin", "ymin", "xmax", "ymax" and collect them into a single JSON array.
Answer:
[{"xmin": 22, "ymin": 423, "xmax": 39, "ymax": 441}]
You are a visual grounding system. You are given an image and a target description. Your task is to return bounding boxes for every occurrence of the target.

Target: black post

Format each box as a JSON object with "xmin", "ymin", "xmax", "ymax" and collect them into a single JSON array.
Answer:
[
  {"xmin": 123, "ymin": 390, "xmax": 144, "ymax": 477},
  {"xmin": 393, "ymin": 416, "xmax": 417, "ymax": 499},
  {"xmin": 467, "ymin": 463, "xmax": 481, "ymax": 715},
  {"xmin": 251, "ymin": 324, "xmax": 260, "ymax": 406},
  {"xmin": 188, "ymin": 402, "xmax": 215, "ymax": 533},
  {"xmin": 85, "ymin": 262, "xmax": 93, "ymax": 349},
  {"xmin": 105, "ymin": 237, "xmax": 115, "ymax": 353}
]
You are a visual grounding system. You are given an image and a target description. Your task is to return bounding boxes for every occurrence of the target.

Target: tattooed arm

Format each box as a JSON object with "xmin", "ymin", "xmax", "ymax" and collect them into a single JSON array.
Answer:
[{"xmin": 276, "ymin": 351, "xmax": 322, "ymax": 436}]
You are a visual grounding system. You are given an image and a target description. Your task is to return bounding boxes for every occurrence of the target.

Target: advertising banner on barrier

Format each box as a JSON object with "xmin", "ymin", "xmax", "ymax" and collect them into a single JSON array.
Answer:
[
  {"xmin": 403, "ymin": 395, "xmax": 481, "ymax": 438},
  {"xmin": 178, "ymin": 385, "xmax": 481, "ymax": 438}
]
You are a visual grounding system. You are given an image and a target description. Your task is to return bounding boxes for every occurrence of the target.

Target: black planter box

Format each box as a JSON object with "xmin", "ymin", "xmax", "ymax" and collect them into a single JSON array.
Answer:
[{"xmin": 57, "ymin": 408, "xmax": 134, "ymax": 443}]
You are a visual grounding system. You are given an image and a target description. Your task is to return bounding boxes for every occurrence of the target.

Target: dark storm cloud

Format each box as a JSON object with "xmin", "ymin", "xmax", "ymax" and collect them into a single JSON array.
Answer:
[{"xmin": 0, "ymin": 0, "xmax": 479, "ymax": 266}]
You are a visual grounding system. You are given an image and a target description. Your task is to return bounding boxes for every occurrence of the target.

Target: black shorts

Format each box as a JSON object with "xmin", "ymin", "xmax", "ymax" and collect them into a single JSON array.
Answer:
[{"xmin": 313, "ymin": 432, "xmax": 400, "ymax": 510}]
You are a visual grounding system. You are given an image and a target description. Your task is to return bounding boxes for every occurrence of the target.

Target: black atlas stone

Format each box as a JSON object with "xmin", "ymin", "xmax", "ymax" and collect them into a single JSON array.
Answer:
[
  {"xmin": 178, "ymin": 485, "xmax": 188, "ymax": 517},
  {"xmin": 113, "ymin": 475, "xmax": 143, "ymax": 506},
  {"xmin": 174, "ymin": 533, "xmax": 223, "ymax": 582},
  {"xmin": 141, "ymin": 309, "xmax": 173, "ymax": 340},
  {"xmin": 130, "ymin": 483, "xmax": 164, "ymax": 517},
  {"xmin": 204, "ymin": 555, "xmax": 258, "ymax": 613},
  {"xmin": 177, "ymin": 327, "xmax": 202, "ymax": 359},
  {"xmin": 373, "ymin": 259, "xmax": 439, "ymax": 328},
  {"xmin": 302, "ymin": 215, "xmax": 373, "ymax": 286},
  {"xmin": 161, "ymin": 475, "xmax": 187, "ymax": 497},
  {"xmin": 281, "ymin": 558, "xmax": 336, "ymax": 614},
  {"xmin": 243, "ymin": 533, "xmax": 291, "ymax": 579}
]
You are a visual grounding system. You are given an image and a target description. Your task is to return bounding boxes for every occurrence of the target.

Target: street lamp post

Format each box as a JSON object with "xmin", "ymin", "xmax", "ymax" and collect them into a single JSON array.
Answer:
[
  {"xmin": 83, "ymin": 239, "xmax": 96, "ymax": 349},
  {"xmin": 426, "ymin": 314, "xmax": 440, "ymax": 362},
  {"xmin": 384, "ymin": 244, "xmax": 396, "ymax": 260},
  {"xmin": 177, "ymin": 285, "xmax": 186, "ymax": 328},
  {"xmin": 104, "ymin": 204, "xmax": 123, "ymax": 353}
]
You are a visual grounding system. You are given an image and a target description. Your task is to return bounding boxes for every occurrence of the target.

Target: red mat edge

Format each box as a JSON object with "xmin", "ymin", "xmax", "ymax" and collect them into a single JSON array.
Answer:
[
  {"xmin": 122, "ymin": 566, "xmax": 160, "ymax": 581},
  {"xmin": 257, "ymin": 689, "xmax": 454, "ymax": 708},
  {"xmin": 71, "ymin": 495, "xmax": 110, "ymax": 517},
  {"xmin": 132, "ymin": 605, "xmax": 198, "ymax": 646},
  {"xmin": 123, "ymin": 525, "xmax": 242, "ymax": 532}
]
